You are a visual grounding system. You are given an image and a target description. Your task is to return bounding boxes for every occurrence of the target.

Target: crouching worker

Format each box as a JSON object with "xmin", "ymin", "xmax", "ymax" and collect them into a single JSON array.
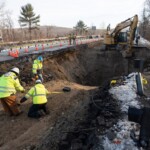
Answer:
[
  {"xmin": 20, "ymin": 79, "xmax": 50, "ymax": 118},
  {"xmin": 0, "ymin": 67, "xmax": 25, "ymax": 116}
]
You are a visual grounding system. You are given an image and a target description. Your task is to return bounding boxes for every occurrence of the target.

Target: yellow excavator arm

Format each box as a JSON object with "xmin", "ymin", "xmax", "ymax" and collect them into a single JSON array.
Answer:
[
  {"xmin": 104, "ymin": 15, "xmax": 138, "ymax": 57},
  {"xmin": 125, "ymin": 15, "xmax": 138, "ymax": 57}
]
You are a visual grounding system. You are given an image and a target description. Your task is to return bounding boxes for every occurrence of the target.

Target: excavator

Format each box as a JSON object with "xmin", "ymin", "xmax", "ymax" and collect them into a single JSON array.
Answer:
[{"xmin": 104, "ymin": 14, "xmax": 138, "ymax": 57}]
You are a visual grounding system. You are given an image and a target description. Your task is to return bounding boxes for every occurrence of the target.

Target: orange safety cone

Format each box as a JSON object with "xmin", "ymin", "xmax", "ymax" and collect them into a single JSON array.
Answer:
[
  {"xmin": 25, "ymin": 48, "xmax": 28, "ymax": 53},
  {"xmin": 35, "ymin": 45, "xmax": 37, "ymax": 51},
  {"xmin": 16, "ymin": 49, "xmax": 19, "ymax": 55},
  {"xmin": 35, "ymin": 46, "xmax": 38, "ymax": 51},
  {"xmin": 50, "ymin": 42, "xmax": 53, "ymax": 48},
  {"xmin": 42, "ymin": 44, "xmax": 44, "ymax": 50},
  {"xmin": 10, "ymin": 51, "xmax": 18, "ymax": 58},
  {"xmin": 76, "ymin": 40, "xmax": 78, "ymax": 45},
  {"xmin": 14, "ymin": 51, "xmax": 19, "ymax": 58},
  {"xmin": 60, "ymin": 41, "xmax": 62, "ymax": 47},
  {"xmin": 50, "ymin": 44, "xmax": 53, "ymax": 48}
]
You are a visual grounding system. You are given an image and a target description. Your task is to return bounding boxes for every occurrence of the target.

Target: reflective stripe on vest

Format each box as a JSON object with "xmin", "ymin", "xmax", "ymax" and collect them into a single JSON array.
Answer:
[
  {"xmin": 0, "ymin": 86, "xmax": 15, "ymax": 93},
  {"xmin": 33, "ymin": 62, "xmax": 42, "ymax": 70},
  {"xmin": 33, "ymin": 87, "xmax": 45, "ymax": 97},
  {"xmin": 32, "ymin": 86, "xmax": 47, "ymax": 104}
]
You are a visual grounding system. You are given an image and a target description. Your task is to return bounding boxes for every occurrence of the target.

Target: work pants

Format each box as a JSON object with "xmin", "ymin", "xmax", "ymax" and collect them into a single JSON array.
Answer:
[
  {"xmin": 0, "ymin": 95, "xmax": 21, "ymax": 116},
  {"xmin": 28, "ymin": 103, "xmax": 49, "ymax": 118},
  {"xmin": 38, "ymin": 74, "xmax": 43, "ymax": 82}
]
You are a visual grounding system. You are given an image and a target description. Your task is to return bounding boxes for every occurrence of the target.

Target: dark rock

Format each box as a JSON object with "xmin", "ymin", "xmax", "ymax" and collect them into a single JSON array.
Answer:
[
  {"xmin": 97, "ymin": 116, "xmax": 105, "ymax": 126},
  {"xmin": 59, "ymin": 141, "xmax": 69, "ymax": 150},
  {"xmin": 61, "ymin": 133, "xmax": 68, "ymax": 141},
  {"xmin": 107, "ymin": 130, "xmax": 116, "ymax": 141},
  {"xmin": 70, "ymin": 139, "xmax": 83, "ymax": 150}
]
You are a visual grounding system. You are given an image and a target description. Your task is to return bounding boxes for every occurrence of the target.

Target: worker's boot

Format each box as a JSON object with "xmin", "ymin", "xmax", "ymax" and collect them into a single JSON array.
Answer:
[
  {"xmin": 45, "ymin": 109, "xmax": 50, "ymax": 115},
  {"xmin": 38, "ymin": 110, "xmax": 46, "ymax": 116},
  {"xmin": 28, "ymin": 111, "xmax": 41, "ymax": 118}
]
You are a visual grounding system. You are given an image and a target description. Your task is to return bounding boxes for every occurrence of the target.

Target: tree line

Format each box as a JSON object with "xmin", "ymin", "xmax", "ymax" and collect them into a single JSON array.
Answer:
[{"xmin": 139, "ymin": 0, "xmax": 150, "ymax": 40}]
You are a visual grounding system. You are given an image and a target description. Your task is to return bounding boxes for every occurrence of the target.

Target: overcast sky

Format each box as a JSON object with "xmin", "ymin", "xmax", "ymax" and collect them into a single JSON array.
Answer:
[{"xmin": 4, "ymin": 0, "xmax": 145, "ymax": 29}]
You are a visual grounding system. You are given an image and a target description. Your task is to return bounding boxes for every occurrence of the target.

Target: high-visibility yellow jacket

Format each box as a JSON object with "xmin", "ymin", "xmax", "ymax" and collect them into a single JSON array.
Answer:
[
  {"xmin": 25, "ymin": 83, "xmax": 48, "ymax": 104},
  {"xmin": 0, "ymin": 72, "xmax": 24, "ymax": 98},
  {"xmin": 32, "ymin": 59, "xmax": 43, "ymax": 74}
]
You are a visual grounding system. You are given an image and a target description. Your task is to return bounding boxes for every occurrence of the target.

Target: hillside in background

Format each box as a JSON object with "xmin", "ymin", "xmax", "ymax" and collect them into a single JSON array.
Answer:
[{"xmin": 2, "ymin": 25, "xmax": 105, "ymax": 43}]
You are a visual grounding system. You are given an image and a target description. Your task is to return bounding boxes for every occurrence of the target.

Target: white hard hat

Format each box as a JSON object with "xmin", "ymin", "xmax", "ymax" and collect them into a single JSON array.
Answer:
[
  {"xmin": 35, "ymin": 79, "xmax": 42, "ymax": 84},
  {"xmin": 11, "ymin": 67, "xmax": 20, "ymax": 74}
]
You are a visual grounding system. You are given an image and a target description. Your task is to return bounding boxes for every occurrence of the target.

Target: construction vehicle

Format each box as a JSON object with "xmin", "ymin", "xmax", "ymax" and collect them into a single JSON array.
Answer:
[{"xmin": 104, "ymin": 14, "xmax": 138, "ymax": 57}]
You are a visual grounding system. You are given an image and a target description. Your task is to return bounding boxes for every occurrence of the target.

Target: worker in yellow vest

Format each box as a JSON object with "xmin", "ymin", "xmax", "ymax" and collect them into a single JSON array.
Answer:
[
  {"xmin": 32, "ymin": 56, "xmax": 43, "ymax": 82},
  {"xmin": 20, "ymin": 79, "xmax": 63, "ymax": 118},
  {"xmin": 0, "ymin": 67, "xmax": 25, "ymax": 116},
  {"xmin": 72, "ymin": 33, "xmax": 76, "ymax": 45},
  {"xmin": 68, "ymin": 34, "xmax": 72, "ymax": 45}
]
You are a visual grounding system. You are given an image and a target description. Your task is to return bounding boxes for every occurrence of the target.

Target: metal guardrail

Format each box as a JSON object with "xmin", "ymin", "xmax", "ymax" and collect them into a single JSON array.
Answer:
[
  {"xmin": 0, "ymin": 37, "xmax": 101, "ymax": 62},
  {"xmin": 0, "ymin": 36, "xmax": 87, "ymax": 48}
]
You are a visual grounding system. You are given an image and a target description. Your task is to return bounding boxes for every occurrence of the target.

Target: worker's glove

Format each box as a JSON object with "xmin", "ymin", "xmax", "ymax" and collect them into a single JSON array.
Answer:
[
  {"xmin": 33, "ymin": 74, "xmax": 38, "ymax": 79},
  {"xmin": 35, "ymin": 75, "xmax": 39, "ymax": 80},
  {"xmin": 20, "ymin": 97, "xmax": 27, "ymax": 103}
]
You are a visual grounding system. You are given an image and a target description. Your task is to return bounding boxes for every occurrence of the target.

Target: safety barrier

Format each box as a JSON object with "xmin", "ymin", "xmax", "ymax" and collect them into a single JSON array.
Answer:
[{"xmin": 3, "ymin": 38, "xmax": 100, "ymax": 58}]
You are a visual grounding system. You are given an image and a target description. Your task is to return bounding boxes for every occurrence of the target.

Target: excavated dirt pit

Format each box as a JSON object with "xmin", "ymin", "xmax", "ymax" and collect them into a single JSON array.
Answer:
[{"xmin": 0, "ymin": 42, "xmax": 150, "ymax": 150}]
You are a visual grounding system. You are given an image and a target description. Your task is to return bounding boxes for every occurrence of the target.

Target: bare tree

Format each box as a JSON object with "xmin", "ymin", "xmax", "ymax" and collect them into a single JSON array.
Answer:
[
  {"xmin": 0, "ymin": 2, "xmax": 6, "ymax": 41},
  {"xmin": 140, "ymin": 7, "xmax": 148, "ymax": 37},
  {"xmin": 145, "ymin": 0, "xmax": 150, "ymax": 15},
  {"xmin": 0, "ymin": 2, "xmax": 14, "ymax": 42},
  {"xmin": 3, "ymin": 13, "xmax": 14, "ymax": 41},
  {"xmin": 139, "ymin": 0, "xmax": 150, "ymax": 40}
]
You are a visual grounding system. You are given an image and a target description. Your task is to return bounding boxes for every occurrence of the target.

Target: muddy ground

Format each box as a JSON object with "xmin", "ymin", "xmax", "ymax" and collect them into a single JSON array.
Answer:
[{"xmin": 0, "ymin": 42, "xmax": 150, "ymax": 150}]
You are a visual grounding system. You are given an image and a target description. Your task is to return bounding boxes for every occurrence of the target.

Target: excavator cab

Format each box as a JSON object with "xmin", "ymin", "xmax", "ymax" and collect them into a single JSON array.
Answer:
[{"xmin": 117, "ymin": 32, "xmax": 128, "ymax": 43}]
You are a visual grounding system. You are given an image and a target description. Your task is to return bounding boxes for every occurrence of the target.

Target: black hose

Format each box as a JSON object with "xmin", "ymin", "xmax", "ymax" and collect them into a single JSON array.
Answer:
[{"xmin": 90, "ymin": 93, "xmax": 117, "ymax": 113}]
